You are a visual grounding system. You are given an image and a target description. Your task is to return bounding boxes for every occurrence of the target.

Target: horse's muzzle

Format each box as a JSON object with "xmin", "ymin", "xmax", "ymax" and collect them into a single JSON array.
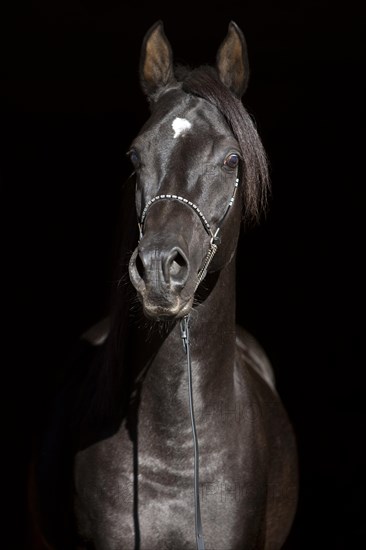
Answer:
[{"xmin": 128, "ymin": 244, "xmax": 194, "ymax": 319}]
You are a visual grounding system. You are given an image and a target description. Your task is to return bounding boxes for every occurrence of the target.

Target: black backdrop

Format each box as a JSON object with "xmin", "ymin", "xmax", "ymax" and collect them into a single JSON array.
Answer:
[{"xmin": 2, "ymin": 1, "xmax": 365, "ymax": 548}]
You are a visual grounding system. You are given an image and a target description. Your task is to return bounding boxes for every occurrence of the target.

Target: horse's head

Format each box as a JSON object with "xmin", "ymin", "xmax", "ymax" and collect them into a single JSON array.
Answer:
[{"xmin": 128, "ymin": 21, "xmax": 269, "ymax": 320}]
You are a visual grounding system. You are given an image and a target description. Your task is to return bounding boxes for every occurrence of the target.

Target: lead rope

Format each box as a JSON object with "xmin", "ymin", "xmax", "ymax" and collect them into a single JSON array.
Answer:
[{"xmin": 180, "ymin": 314, "xmax": 205, "ymax": 550}]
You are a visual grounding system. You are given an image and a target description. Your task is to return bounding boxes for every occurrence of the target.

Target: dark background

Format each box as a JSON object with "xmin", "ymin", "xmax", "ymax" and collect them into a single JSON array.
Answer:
[{"xmin": 2, "ymin": 1, "xmax": 365, "ymax": 548}]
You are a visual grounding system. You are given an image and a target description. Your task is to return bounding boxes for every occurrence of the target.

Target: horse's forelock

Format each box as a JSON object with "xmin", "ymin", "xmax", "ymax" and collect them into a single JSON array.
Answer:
[{"xmin": 179, "ymin": 65, "xmax": 270, "ymax": 225}]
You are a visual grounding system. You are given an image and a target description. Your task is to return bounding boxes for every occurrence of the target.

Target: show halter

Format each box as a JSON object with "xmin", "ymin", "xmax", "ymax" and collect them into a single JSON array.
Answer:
[
  {"xmin": 136, "ymin": 170, "xmax": 240, "ymax": 550},
  {"xmin": 138, "ymin": 174, "xmax": 239, "ymax": 293}
]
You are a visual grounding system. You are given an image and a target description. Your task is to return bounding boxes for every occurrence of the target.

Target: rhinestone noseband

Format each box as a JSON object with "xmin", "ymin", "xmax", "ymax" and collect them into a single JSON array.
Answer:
[
  {"xmin": 137, "ymin": 175, "xmax": 239, "ymax": 290},
  {"xmin": 139, "ymin": 194, "xmax": 213, "ymax": 238}
]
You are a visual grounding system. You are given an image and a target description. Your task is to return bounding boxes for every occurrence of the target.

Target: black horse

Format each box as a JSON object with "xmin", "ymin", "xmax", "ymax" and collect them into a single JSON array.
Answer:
[{"xmin": 32, "ymin": 21, "xmax": 298, "ymax": 550}]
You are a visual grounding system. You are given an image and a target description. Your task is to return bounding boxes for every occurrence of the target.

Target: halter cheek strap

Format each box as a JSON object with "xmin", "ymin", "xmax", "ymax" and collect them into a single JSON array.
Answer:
[{"xmin": 138, "ymin": 173, "xmax": 239, "ymax": 291}]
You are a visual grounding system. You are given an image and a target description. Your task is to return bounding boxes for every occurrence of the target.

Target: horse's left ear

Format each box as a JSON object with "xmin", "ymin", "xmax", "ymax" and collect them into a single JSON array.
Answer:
[
  {"xmin": 216, "ymin": 21, "xmax": 249, "ymax": 98},
  {"xmin": 140, "ymin": 20, "xmax": 175, "ymax": 99}
]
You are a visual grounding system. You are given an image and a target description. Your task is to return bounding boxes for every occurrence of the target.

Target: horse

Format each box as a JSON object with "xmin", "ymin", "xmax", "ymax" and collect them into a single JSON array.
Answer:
[{"xmin": 32, "ymin": 20, "xmax": 298, "ymax": 550}]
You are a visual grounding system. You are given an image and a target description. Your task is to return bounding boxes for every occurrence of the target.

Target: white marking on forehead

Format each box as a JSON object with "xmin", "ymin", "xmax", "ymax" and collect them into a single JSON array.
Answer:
[{"xmin": 172, "ymin": 117, "xmax": 192, "ymax": 138}]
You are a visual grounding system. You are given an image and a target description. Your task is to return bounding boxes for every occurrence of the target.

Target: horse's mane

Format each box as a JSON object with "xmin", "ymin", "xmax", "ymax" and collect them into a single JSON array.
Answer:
[
  {"xmin": 177, "ymin": 65, "xmax": 270, "ymax": 224},
  {"xmin": 76, "ymin": 65, "xmax": 270, "ymax": 430}
]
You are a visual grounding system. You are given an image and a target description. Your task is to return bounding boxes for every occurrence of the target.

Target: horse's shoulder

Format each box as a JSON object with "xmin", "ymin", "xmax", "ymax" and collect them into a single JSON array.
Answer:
[{"xmin": 235, "ymin": 324, "xmax": 276, "ymax": 392}]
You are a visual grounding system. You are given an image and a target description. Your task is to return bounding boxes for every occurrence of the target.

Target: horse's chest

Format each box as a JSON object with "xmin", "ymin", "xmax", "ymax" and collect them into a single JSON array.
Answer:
[{"xmin": 74, "ymin": 423, "xmax": 259, "ymax": 549}]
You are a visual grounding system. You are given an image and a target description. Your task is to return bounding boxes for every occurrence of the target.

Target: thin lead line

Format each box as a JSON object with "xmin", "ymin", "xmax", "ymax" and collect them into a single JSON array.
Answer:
[{"xmin": 181, "ymin": 316, "xmax": 205, "ymax": 550}]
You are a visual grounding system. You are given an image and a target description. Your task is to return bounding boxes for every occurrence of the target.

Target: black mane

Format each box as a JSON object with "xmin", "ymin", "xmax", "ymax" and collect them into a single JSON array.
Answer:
[{"xmin": 177, "ymin": 65, "xmax": 270, "ymax": 224}]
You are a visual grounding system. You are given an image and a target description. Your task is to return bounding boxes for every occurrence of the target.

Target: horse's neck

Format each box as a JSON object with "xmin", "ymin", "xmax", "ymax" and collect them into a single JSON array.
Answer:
[{"xmin": 137, "ymin": 258, "xmax": 237, "ymax": 417}]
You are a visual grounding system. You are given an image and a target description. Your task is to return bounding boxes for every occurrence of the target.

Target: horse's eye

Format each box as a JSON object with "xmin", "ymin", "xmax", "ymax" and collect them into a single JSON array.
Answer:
[
  {"xmin": 128, "ymin": 149, "xmax": 140, "ymax": 169},
  {"xmin": 224, "ymin": 153, "xmax": 239, "ymax": 169}
]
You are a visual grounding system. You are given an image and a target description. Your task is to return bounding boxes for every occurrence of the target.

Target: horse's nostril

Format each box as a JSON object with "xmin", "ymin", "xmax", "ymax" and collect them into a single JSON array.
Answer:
[
  {"xmin": 167, "ymin": 250, "xmax": 188, "ymax": 285},
  {"xmin": 136, "ymin": 253, "xmax": 145, "ymax": 280},
  {"xmin": 169, "ymin": 252, "xmax": 186, "ymax": 275}
]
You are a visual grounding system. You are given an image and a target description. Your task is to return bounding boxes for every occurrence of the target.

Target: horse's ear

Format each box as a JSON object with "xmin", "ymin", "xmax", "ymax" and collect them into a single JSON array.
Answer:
[
  {"xmin": 216, "ymin": 21, "xmax": 249, "ymax": 98},
  {"xmin": 140, "ymin": 20, "xmax": 174, "ymax": 98}
]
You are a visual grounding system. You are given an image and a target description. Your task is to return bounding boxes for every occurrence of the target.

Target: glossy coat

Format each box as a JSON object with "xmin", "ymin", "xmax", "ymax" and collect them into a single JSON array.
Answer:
[{"xmin": 34, "ymin": 20, "xmax": 298, "ymax": 550}]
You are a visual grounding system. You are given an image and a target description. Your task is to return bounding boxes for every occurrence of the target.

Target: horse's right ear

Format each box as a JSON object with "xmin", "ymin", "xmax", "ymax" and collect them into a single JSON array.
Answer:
[
  {"xmin": 216, "ymin": 21, "xmax": 250, "ymax": 98},
  {"xmin": 140, "ymin": 21, "xmax": 174, "ymax": 99}
]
